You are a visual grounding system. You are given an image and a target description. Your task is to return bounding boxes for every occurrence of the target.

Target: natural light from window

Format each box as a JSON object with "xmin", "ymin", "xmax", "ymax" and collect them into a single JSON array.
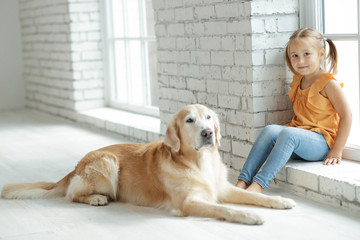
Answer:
[
  {"xmin": 104, "ymin": 0, "xmax": 158, "ymax": 116},
  {"xmin": 324, "ymin": 0, "xmax": 359, "ymax": 147}
]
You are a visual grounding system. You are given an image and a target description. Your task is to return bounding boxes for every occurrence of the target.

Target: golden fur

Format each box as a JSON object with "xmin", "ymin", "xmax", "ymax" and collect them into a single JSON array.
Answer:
[{"xmin": 1, "ymin": 104, "xmax": 295, "ymax": 224}]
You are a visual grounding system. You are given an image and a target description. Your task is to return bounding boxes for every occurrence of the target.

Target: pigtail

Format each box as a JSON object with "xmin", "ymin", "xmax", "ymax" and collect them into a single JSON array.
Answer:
[{"xmin": 325, "ymin": 38, "xmax": 338, "ymax": 75}]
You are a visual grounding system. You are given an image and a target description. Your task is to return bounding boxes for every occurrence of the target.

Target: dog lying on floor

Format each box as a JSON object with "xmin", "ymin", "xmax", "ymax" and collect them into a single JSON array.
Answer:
[{"xmin": 1, "ymin": 104, "xmax": 295, "ymax": 224}]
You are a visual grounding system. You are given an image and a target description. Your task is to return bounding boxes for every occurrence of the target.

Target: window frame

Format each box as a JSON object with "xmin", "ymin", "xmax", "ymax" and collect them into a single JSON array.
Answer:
[
  {"xmin": 101, "ymin": 0, "xmax": 159, "ymax": 117},
  {"xmin": 300, "ymin": 0, "xmax": 360, "ymax": 161}
]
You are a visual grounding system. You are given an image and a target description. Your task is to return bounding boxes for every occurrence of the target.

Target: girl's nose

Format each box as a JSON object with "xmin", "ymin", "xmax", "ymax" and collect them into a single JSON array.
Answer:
[{"xmin": 298, "ymin": 56, "xmax": 304, "ymax": 63}]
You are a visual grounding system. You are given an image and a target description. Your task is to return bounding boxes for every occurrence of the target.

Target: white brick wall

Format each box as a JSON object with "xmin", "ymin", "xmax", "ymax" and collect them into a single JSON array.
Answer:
[
  {"xmin": 19, "ymin": 0, "xmax": 104, "ymax": 115},
  {"xmin": 19, "ymin": 0, "xmax": 298, "ymax": 169},
  {"xmin": 154, "ymin": 0, "xmax": 298, "ymax": 170}
]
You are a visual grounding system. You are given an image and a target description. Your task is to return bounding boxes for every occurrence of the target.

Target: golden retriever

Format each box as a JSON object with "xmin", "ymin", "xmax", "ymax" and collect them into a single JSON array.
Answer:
[{"xmin": 1, "ymin": 104, "xmax": 295, "ymax": 224}]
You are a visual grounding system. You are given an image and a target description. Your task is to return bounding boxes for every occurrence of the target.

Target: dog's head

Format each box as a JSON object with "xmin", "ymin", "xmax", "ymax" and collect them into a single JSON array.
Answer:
[{"xmin": 164, "ymin": 104, "xmax": 221, "ymax": 153}]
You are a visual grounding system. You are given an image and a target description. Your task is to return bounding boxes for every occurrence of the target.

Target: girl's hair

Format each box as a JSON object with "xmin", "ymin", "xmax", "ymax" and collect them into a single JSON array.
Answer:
[{"xmin": 285, "ymin": 28, "xmax": 338, "ymax": 75}]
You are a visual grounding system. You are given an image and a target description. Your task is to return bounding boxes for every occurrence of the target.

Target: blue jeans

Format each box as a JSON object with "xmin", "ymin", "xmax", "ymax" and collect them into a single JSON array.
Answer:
[{"xmin": 238, "ymin": 125, "xmax": 330, "ymax": 189}]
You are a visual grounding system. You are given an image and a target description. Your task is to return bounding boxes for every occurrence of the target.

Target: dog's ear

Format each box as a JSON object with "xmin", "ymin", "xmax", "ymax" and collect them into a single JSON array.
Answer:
[
  {"xmin": 164, "ymin": 118, "xmax": 180, "ymax": 152},
  {"xmin": 213, "ymin": 113, "xmax": 222, "ymax": 146}
]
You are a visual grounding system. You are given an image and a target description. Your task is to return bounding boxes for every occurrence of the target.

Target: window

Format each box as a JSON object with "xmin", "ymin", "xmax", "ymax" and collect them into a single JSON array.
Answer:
[
  {"xmin": 102, "ymin": 0, "xmax": 159, "ymax": 117},
  {"xmin": 300, "ymin": 0, "xmax": 360, "ymax": 161}
]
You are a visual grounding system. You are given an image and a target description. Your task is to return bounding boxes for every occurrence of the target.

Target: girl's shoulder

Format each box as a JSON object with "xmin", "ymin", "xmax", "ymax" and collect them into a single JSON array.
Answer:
[
  {"xmin": 316, "ymin": 73, "xmax": 343, "ymax": 89},
  {"xmin": 312, "ymin": 73, "xmax": 343, "ymax": 98},
  {"xmin": 289, "ymin": 74, "xmax": 302, "ymax": 89}
]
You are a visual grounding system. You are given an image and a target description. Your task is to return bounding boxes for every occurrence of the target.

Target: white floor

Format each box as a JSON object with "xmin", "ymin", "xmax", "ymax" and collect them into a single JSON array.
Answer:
[{"xmin": 0, "ymin": 109, "xmax": 359, "ymax": 240}]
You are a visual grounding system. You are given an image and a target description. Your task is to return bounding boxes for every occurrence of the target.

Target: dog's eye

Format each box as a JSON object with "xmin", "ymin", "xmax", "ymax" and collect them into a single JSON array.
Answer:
[
  {"xmin": 206, "ymin": 115, "xmax": 211, "ymax": 120},
  {"xmin": 186, "ymin": 118, "xmax": 194, "ymax": 123}
]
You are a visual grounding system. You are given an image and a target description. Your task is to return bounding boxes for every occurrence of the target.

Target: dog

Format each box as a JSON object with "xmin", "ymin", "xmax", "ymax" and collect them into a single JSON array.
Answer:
[{"xmin": 1, "ymin": 104, "xmax": 295, "ymax": 225}]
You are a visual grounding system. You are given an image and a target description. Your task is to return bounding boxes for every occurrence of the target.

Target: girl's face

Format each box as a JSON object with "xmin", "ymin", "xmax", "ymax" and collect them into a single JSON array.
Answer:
[{"xmin": 289, "ymin": 38, "xmax": 325, "ymax": 77}]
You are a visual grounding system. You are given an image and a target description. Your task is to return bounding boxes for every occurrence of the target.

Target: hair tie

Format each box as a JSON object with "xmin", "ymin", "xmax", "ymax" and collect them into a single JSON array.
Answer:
[{"xmin": 324, "ymin": 37, "xmax": 327, "ymax": 42}]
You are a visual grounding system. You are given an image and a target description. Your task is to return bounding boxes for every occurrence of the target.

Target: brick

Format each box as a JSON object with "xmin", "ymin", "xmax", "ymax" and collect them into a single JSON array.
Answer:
[
  {"xmin": 215, "ymin": 3, "xmax": 239, "ymax": 18},
  {"xmin": 251, "ymin": 18, "xmax": 265, "ymax": 33},
  {"xmin": 187, "ymin": 78, "xmax": 206, "ymax": 91},
  {"xmin": 175, "ymin": 8, "xmax": 193, "ymax": 21},
  {"xmin": 221, "ymin": 36, "xmax": 235, "ymax": 50},
  {"xmin": 158, "ymin": 37, "xmax": 176, "ymax": 49},
  {"xmin": 218, "ymin": 95, "xmax": 240, "ymax": 109},
  {"xmin": 251, "ymin": 0, "xmax": 298, "ymax": 15},
  {"xmin": 264, "ymin": 18, "xmax": 277, "ymax": 33},
  {"xmin": 287, "ymin": 168, "xmax": 319, "ymax": 191},
  {"xmin": 265, "ymin": 49, "xmax": 285, "ymax": 65},
  {"xmin": 252, "ymin": 33, "xmax": 289, "ymax": 50},
  {"xmin": 278, "ymin": 15, "xmax": 299, "ymax": 32},
  {"xmin": 199, "ymin": 65, "xmax": 221, "ymax": 79},
  {"xmin": 251, "ymin": 95, "xmax": 289, "ymax": 112},
  {"xmin": 211, "ymin": 51, "xmax": 234, "ymax": 66},
  {"xmin": 207, "ymin": 79, "xmax": 229, "ymax": 94},
  {"xmin": 252, "ymin": 66, "xmax": 287, "ymax": 81},
  {"xmin": 184, "ymin": 22, "xmax": 205, "ymax": 35},
  {"xmin": 68, "ymin": 3, "xmax": 99, "ymax": 13},
  {"xmin": 319, "ymin": 177, "xmax": 356, "ymax": 202},
  {"xmin": 227, "ymin": 20, "xmax": 251, "ymax": 34},
  {"xmin": 235, "ymin": 51, "xmax": 252, "ymax": 66},
  {"xmin": 191, "ymin": 51, "xmax": 210, "ymax": 64},
  {"xmin": 221, "ymin": 66, "xmax": 247, "ymax": 81},
  {"xmin": 197, "ymin": 92, "xmax": 218, "ymax": 107},
  {"xmin": 176, "ymin": 37, "xmax": 196, "ymax": 49},
  {"xmin": 204, "ymin": 21, "xmax": 227, "ymax": 35},
  {"xmin": 158, "ymin": 9, "xmax": 174, "ymax": 22},
  {"xmin": 232, "ymin": 140, "xmax": 252, "ymax": 158},
  {"xmin": 195, "ymin": 6, "xmax": 215, "ymax": 19},
  {"xmin": 199, "ymin": 36, "xmax": 221, "ymax": 50},
  {"xmin": 167, "ymin": 23, "xmax": 185, "ymax": 36},
  {"xmin": 226, "ymin": 124, "xmax": 252, "ymax": 141}
]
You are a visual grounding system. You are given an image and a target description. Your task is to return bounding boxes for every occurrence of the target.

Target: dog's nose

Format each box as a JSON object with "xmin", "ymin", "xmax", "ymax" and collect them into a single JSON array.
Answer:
[{"xmin": 201, "ymin": 129, "xmax": 213, "ymax": 138}]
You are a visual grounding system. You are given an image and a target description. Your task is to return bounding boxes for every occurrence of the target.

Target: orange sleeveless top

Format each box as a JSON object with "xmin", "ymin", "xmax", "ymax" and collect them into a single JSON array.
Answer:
[{"xmin": 285, "ymin": 73, "xmax": 341, "ymax": 148}]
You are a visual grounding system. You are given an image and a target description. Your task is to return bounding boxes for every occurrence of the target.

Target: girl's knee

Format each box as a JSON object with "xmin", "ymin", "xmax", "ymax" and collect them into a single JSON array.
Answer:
[
  {"xmin": 262, "ymin": 124, "xmax": 283, "ymax": 137},
  {"xmin": 258, "ymin": 125, "xmax": 283, "ymax": 143},
  {"xmin": 278, "ymin": 127, "xmax": 297, "ymax": 143}
]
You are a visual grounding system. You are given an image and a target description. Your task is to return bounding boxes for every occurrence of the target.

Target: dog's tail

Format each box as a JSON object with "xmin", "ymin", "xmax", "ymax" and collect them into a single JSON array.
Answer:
[{"xmin": 1, "ymin": 171, "xmax": 75, "ymax": 200}]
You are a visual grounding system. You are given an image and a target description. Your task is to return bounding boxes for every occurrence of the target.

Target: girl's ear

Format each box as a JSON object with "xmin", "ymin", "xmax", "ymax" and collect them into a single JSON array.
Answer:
[{"xmin": 320, "ymin": 47, "xmax": 326, "ymax": 60}]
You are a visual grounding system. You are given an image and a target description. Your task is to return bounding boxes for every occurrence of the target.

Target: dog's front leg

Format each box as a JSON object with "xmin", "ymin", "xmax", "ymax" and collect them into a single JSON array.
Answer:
[
  {"xmin": 180, "ymin": 196, "xmax": 264, "ymax": 225},
  {"xmin": 219, "ymin": 184, "xmax": 296, "ymax": 209}
]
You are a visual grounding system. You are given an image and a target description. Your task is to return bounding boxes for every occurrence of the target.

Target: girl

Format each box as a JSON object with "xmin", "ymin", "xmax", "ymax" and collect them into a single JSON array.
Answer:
[{"xmin": 236, "ymin": 28, "xmax": 352, "ymax": 193}]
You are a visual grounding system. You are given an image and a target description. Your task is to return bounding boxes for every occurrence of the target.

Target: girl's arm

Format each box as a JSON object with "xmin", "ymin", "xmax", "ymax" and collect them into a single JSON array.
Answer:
[{"xmin": 323, "ymin": 79, "xmax": 352, "ymax": 165}]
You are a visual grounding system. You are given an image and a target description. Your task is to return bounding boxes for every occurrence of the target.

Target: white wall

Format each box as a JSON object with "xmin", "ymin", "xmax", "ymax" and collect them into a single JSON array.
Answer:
[
  {"xmin": 18, "ymin": 0, "xmax": 104, "ymax": 116},
  {"xmin": 153, "ymin": 0, "xmax": 298, "ymax": 169},
  {"xmin": 0, "ymin": 0, "xmax": 25, "ymax": 110}
]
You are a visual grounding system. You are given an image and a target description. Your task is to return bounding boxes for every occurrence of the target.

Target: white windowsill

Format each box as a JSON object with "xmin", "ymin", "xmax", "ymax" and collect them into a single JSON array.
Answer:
[
  {"xmin": 80, "ymin": 107, "xmax": 160, "ymax": 134},
  {"xmin": 76, "ymin": 107, "xmax": 161, "ymax": 143}
]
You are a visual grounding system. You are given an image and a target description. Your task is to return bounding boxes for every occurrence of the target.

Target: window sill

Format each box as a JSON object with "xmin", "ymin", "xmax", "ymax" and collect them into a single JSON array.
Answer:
[
  {"xmin": 228, "ymin": 158, "xmax": 360, "ymax": 212},
  {"xmin": 78, "ymin": 107, "xmax": 161, "ymax": 142},
  {"xmin": 275, "ymin": 159, "xmax": 360, "ymax": 212}
]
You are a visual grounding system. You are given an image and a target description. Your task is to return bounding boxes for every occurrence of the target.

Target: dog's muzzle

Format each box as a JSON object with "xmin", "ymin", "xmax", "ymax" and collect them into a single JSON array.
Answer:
[{"xmin": 195, "ymin": 129, "xmax": 215, "ymax": 151}]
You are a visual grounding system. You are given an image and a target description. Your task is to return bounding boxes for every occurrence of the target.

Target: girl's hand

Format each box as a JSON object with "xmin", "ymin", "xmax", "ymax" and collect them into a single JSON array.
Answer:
[{"xmin": 324, "ymin": 149, "xmax": 342, "ymax": 165}]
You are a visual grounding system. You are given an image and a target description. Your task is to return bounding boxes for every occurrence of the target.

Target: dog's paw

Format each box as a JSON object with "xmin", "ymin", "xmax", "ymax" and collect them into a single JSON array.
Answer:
[
  {"xmin": 270, "ymin": 196, "xmax": 296, "ymax": 209},
  {"xmin": 226, "ymin": 210, "xmax": 264, "ymax": 225},
  {"xmin": 89, "ymin": 194, "xmax": 108, "ymax": 206},
  {"xmin": 242, "ymin": 212, "xmax": 265, "ymax": 225}
]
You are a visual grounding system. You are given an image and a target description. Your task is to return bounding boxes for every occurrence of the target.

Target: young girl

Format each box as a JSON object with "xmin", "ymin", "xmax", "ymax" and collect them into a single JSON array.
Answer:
[{"xmin": 235, "ymin": 28, "xmax": 352, "ymax": 193}]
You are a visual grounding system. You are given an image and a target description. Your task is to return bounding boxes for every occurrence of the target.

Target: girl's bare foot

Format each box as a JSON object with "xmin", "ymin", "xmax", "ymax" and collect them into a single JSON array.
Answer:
[
  {"xmin": 246, "ymin": 182, "xmax": 264, "ymax": 193},
  {"xmin": 235, "ymin": 180, "xmax": 248, "ymax": 189}
]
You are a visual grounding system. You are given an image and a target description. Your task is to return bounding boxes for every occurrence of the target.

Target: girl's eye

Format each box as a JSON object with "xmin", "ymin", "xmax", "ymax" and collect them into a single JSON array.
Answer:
[
  {"xmin": 304, "ymin": 52, "xmax": 311, "ymax": 56},
  {"xmin": 186, "ymin": 118, "xmax": 194, "ymax": 123},
  {"xmin": 292, "ymin": 54, "xmax": 298, "ymax": 58}
]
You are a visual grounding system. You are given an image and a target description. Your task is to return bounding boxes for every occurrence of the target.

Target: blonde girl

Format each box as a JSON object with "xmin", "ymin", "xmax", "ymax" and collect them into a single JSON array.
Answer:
[{"xmin": 236, "ymin": 28, "xmax": 352, "ymax": 193}]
